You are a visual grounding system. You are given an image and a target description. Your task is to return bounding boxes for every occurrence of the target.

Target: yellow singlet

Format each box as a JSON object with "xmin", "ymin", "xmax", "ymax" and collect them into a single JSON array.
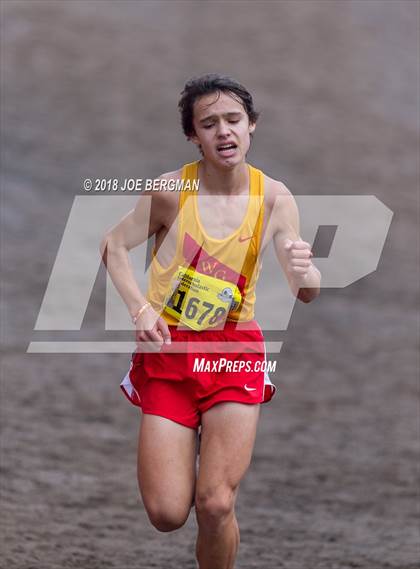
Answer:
[{"xmin": 147, "ymin": 160, "xmax": 264, "ymax": 327}]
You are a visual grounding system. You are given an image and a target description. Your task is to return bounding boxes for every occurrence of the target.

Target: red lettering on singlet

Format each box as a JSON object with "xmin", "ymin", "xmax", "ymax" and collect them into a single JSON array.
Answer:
[{"xmin": 182, "ymin": 232, "xmax": 246, "ymax": 294}]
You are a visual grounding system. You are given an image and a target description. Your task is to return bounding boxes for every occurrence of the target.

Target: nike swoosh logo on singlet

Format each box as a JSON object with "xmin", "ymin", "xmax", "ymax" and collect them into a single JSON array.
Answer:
[{"xmin": 238, "ymin": 235, "xmax": 253, "ymax": 243}]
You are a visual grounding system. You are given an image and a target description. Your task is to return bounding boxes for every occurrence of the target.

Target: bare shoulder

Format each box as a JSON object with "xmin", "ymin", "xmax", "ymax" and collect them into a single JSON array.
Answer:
[
  {"xmin": 132, "ymin": 167, "xmax": 183, "ymax": 232},
  {"xmin": 159, "ymin": 168, "xmax": 183, "ymax": 180},
  {"xmin": 260, "ymin": 173, "xmax": 300, "ymax": 246},
  {"xmin": 153, "ymin": 168, "xmax": 183, "ymax": 207},
  {"xmin": 263, "ymin": 174, "xmax": 297, "ymax": 213},
  {"xmin": 147, "ymin": 168, "xmax": 183, "ymax": 216}
]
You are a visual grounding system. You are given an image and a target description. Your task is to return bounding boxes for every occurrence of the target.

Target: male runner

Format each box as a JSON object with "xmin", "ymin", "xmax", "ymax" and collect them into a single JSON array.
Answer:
[{"xmin": 100, "ymin": 74, "xmax": 321, "ymax": 569}]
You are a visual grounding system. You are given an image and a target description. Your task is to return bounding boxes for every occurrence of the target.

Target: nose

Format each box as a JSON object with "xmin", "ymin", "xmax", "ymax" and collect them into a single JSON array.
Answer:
[{"xmin": 216, "ymin": 120, "xmax": 230, "ymax": 137}]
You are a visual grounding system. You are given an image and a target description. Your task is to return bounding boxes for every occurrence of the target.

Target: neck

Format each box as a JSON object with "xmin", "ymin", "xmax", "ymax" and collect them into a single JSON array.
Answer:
[{"xmin": 198, "ymin": 159, "xmax": 249, "ymax": 195}]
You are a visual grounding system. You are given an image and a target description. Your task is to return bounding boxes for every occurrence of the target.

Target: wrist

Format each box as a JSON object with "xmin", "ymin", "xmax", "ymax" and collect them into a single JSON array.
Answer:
[
  {"xmin": 130, "ymin": 301, "xmax": 152, "ymax": 324},
  {"xmin": 291, "ymin": 264, "xmax": 320, "ymax": 288},
  {"xmin": 129, "ymin": 297, "xmax": 148, "ymax": 317}
]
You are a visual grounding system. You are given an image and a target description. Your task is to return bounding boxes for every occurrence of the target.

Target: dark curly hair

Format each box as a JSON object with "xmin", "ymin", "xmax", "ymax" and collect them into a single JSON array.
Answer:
[{"xmin": 178, "ymin": 73, "xmax": 260, "ymax": 138}]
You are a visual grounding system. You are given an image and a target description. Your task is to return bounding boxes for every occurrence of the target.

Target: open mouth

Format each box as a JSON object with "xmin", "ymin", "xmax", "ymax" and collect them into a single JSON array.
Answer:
[{"xmin": 217, "ymin": 143, "xmax": 237, "ymax": 156}]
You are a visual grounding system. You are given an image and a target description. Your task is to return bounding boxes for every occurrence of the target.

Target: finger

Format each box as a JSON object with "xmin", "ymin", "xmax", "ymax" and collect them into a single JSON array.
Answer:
[
  {"xmin": 284, "ymin": 238, "xmax": 294, "ymax": 251},
  {"xmin": 144, "ymin": 328, "xmax": 164, "ymax": 344},
  {"xmin": 135, "ymin": 330, "xmax": 147, "ymax": 343},
  {"xmin": 291, "ymin": 240, "xmax": 312, "ymax": 250},
  {"xmin": 291, "ymin": 259, "xmax": 312, "ymax": 267},
  {"xmin": 291, "ymin": 266, "xmax": 310, "ymax": 275},
  {"xmin": 290, "ymin": 249, "xmax": 313, "ymax": 259},
  {"xmin": 135, "ymin": 332, "xmax": 153, "ymax": 352},
  {"xmin": 135, "ymin": 329, "xmax": 162, "ymax": 352},
  {"xmin": 157, "ymin": 318, "xmax": 172, "ymax": 345}
]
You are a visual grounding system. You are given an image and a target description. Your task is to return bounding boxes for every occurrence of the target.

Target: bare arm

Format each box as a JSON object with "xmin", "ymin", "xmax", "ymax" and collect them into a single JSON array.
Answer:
[
  {"xmin": 99, "ymin": 186, "xmax": 172, "ymax": 348},
  {"xmin": 270, "ymin": 183, "xmax": 321, "ymax": 303}
]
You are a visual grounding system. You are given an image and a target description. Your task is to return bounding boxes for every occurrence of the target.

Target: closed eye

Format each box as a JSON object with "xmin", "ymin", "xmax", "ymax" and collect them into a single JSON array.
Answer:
[{"xmin": 202, "ymin": 118, "xmax": 240, "ymax": 129}]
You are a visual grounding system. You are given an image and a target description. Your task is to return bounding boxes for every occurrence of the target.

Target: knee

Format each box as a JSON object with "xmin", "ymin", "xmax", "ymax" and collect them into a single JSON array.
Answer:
[
  {"xmin": 195, "ymin": 487, "xmax": 236, "ymax": 526},
  {"xmin": 146, "ymin": 505, "xmax": 189, "ymax": 533}
]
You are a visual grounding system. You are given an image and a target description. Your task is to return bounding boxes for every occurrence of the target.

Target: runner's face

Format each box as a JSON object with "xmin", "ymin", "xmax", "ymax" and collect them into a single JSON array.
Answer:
[{"xmin": 190, "ymin": 91, "xmax": 256, "ymax": 167}]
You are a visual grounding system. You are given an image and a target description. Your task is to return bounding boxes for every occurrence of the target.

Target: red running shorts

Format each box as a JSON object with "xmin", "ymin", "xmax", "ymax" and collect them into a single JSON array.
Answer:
[{"xmin": 120, "ymin": 320, "xmax": 276, "ymax": 430}]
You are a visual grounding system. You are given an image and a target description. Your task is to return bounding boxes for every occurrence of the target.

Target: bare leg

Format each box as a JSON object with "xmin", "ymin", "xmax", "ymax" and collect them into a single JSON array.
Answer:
[
  {"xmin": 194, "ymin": 402, "xmax": 260, "ymax": 569},
  {"xmin": 138, "ymin": 413, "xmax": 197, "ymax": 532}
]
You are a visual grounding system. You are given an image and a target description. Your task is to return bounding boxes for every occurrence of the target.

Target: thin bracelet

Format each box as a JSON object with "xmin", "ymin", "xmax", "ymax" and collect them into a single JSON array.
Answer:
[{"xmin": 132, "ymin": 302, "xmax": 152, "ymax": 324}]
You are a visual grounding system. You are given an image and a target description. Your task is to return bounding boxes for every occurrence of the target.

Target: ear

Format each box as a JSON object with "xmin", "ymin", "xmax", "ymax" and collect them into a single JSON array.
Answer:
[
  {"xmin": 249, "ymin": 122, "xmax": 256, "ymax": 134},
  {"xmin": 189, "ymin": 131, "xmax": 200, "ymax": 146}
]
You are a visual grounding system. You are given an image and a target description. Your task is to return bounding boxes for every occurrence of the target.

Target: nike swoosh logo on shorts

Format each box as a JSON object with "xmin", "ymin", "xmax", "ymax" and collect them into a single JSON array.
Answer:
[
  {"xmin": 244, "ymin": 385, "xmax": 257, "ymax": 391},
  {"xmin": 238, "ymin": 235, "xmax": 253, "ymax": 243}
]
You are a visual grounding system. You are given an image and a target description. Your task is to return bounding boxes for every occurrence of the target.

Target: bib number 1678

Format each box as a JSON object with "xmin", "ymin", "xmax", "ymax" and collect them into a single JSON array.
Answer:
[{"xmin": 167, "ymin": 289, "xmax": 226, "ymax": 326}]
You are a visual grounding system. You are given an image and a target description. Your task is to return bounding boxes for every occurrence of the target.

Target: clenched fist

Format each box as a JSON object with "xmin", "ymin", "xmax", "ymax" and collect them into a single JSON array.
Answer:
[{"xmin": 284, "ymin": 239, "xmax": 314, "ymax": 280}]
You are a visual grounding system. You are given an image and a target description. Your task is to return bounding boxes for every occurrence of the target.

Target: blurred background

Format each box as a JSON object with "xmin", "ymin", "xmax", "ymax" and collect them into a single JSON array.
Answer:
[{"xmin": 1, "ymin": 1, "xmax": 418, "ymax": 568}]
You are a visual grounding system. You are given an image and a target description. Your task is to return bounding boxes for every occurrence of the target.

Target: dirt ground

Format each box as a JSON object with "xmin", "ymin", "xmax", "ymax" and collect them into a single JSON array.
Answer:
[{"xmin": 1, "ymin": 1, "xmax": 419, "ymax": 568}]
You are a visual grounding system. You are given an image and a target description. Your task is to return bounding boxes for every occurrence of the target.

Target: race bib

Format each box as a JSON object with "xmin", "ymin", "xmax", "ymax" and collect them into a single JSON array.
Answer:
[{"xmin": 163, "ymin": 265, "xmax": 242, "ymax": 331}]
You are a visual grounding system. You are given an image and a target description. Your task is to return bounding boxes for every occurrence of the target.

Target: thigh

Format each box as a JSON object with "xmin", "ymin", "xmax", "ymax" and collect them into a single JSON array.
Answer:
[
  {"xmin": 197, "ymin": 402, "xmax": 260, "ymax": 495},
  {"xmin": 138, "ymin": 413, "xmax": 198, "ymax": 519}
]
